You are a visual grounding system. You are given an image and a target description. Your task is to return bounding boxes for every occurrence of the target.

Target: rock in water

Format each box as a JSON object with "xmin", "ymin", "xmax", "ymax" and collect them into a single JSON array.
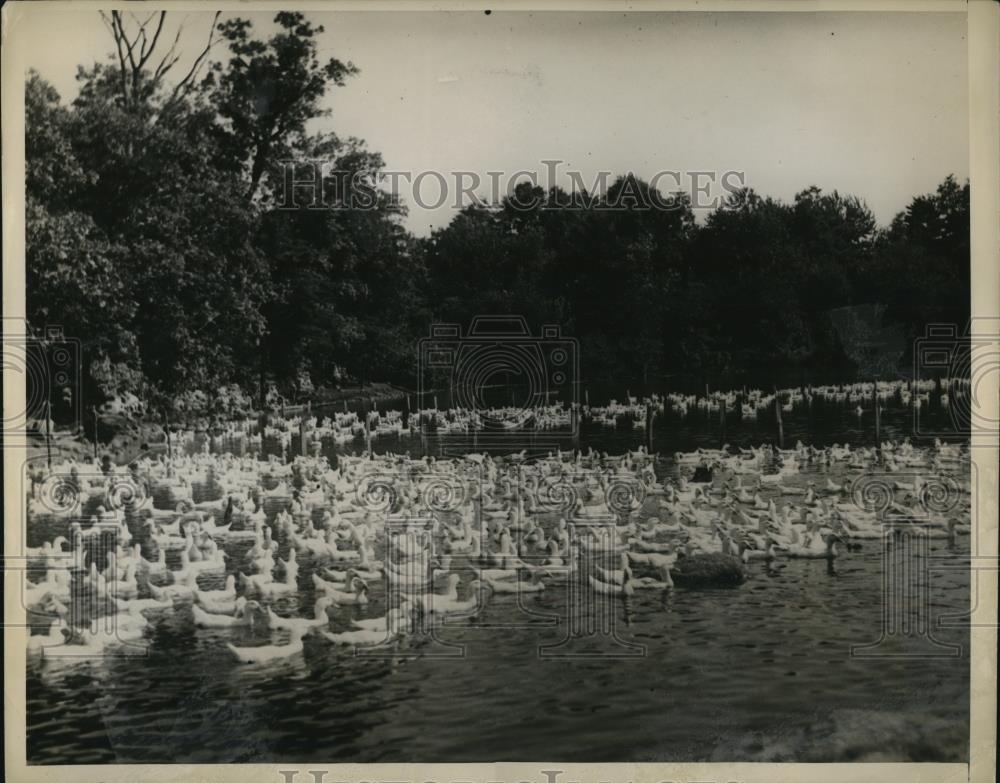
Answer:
[{"xmin": 670, "ymin": 553, "xmax": 748, "ymax": 588}]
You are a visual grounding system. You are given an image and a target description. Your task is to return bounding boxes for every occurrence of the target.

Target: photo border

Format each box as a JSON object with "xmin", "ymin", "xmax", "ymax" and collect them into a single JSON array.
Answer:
[{"xmin": 3, "ymin": 2, "xmax": 996, "ymax": 783}]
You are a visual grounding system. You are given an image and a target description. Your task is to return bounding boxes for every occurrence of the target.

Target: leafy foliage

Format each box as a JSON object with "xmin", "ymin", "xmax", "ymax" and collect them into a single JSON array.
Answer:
[{"xmin": 25, "ymin": 13, "xmax": 970, "ymax": 416}]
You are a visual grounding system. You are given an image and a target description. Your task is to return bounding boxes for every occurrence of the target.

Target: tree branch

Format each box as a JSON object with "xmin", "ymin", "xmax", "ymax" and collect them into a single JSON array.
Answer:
[
  {"xmin": 101, "ymin": 11, "xmax": 131, "ymax": 104},
  {"xmin": 137, "ymin": 12, "xmax": 167, "ymax": 71},
  {"xmin": 168, "ymin": 11, "xmax": 222, "ymax": 103}
]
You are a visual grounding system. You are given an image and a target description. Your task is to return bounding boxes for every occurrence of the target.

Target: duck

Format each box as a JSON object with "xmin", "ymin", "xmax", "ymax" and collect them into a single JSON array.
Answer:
[
  {"xmin": 143, "ymin": 520, "xmax": 188, "ymax": 550},
  {"xmin": 265, "ymin": 597, "xmax": 332, "ymax": 634},
  {"xmin": 195, "ymin": 593, "xmax": 243, "ymax": 615},
  {"xmin": 480, "ymin": 570, "xmax": 547, "ymax": 594},
  {"xmin": 117, "ymin": 594, "xmax": 174, "ymax": 614},
  {"xmin": 148, "ymin": 570, "xmax": 199, "ymax": 601},
  {"xmin": 226, "ymin": 629, "xmax": 306, "ymax": 664},
  {"xmin": 28, "ymin": 616, "xmax": 69, "ymax": 653},
  {"xmin": 324, "ymin": 565, "xmax": 382, "ymax": 582},
  {"xmin": 27, "ymin": 599, "xmax": 71, "ymax": 653},
  {"xmin": 42, "ymin": 628, "xmax": 110, "ymax": 659},
  {"xmin": 589, "ymin": 569, "xmax": 633, "ymax": 596},
  {"xmin": 780, "ymin": 532, "xmax": 844, "ymax": 559},
  {"xmin": 25, "ymin": 536, "xmax": 70, "ymax": 559},
  {"xmin": 241, "ymin": 569, "xmax": 298, "ymax": 598},
  {"xmin": 180, "ymin": 547, "xmax": 227, "ymax": 577},
  {"xmin": 194, "ymin": 574, "xmax": 237, "ymax": 603},
  {"xmin": 350, "ymin": 602, "xmax": 413, "ymax": 633},
  {"xmin": 133, "ymin": 544, "xmax": 167, "ymax": 574},
  {"xmin": 319, "ymin": 624, "xmax": 404, "ymax": 647},
  {"xmin": 317, "ymin": 576, "xmax": 369, "ymax": 606},
  {"xmin": 426, "ymin": 578, "xmax": 487, "ymax": 615},
  {"xmin": 192, "ymin": 598, "xmax": 260, "ymax": 628}
]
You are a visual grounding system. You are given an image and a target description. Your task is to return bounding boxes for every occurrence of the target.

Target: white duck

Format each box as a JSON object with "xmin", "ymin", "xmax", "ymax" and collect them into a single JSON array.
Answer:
[
  {"xmin": 192, "ymin": 597, "xmax": 260, "ymax": 628},
  {"xmin": 226, "ymin": 629, "xmax": 305, "ymax": 664},
  {"xmin": 266, "ymin": 597, "xmax": 332, "ymax": 634}
]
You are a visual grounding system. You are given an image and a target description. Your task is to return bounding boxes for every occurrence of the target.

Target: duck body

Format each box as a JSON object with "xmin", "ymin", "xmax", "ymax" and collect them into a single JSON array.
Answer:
[{"xmin": 226, "ymin": 631, "xmax": 305, "ymax": 663}]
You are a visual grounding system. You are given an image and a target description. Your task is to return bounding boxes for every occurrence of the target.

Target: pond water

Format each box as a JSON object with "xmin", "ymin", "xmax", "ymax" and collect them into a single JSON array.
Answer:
[{"xmin": 25, "ymin": 390, "xmax": 971, "ymax": 764}]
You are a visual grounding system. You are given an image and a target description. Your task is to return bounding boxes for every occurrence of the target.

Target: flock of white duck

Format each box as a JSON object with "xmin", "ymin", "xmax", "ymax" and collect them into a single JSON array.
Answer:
[
  {"xmin": 79, "ymin": 377, "xmax": 963, "ymax": 458},
  {"xmin": 24, "ymin": 419, "xmax": 969, "ymax": 666}
]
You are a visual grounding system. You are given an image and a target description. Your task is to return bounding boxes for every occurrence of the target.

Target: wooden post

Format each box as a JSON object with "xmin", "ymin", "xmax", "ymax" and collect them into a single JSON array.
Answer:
[
  {"xmin": 343, "ymin": 399, "xmax": 348, "ymax": 413},
  {"xmin": 365, "ymin": 406, "xmax": 373, "ymax": 459},
  {"xmin": 299, "ymin": 416, "xmax": 307, "ymax": 457},
  {"xmin": 645, "ymin": 401, "xmax": 654, "ymax": 451},
  {"xmin": 719, "ymin": 397, "xmax": 727, "ymax": 449},
  {"xmin": 873, "ymin": 379, "xmax": 881, "ymax": 451},
  {"xmin": 92, "ymin": 406, "xmax": 99, "ymax": 460},
  {"xmin": 164, "ymin": 410, "xmax": 172, "ymax": 461},
  {"xmin": 774, "ymin": 388, "xmax": 784, "ymax": 449},
  {"xmin": 585, "ymin": 388, "xmax": 589, "ymax": 407}
]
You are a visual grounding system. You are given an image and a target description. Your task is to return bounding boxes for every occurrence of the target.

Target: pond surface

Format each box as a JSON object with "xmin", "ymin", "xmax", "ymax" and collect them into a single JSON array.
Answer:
[{"xmin": 25, "ymin": 390, "xmax": 971, "ymax": 763}]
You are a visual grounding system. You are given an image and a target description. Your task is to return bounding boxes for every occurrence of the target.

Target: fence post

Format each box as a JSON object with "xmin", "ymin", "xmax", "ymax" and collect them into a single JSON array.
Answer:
[
  {"xmin": 719, "ymin": 397, "xmax": 727, "ymax": 449},
  {"xmin": 873, "ymin": 380, "xmax": 881, "ymax": 452},
  {"xmin": 774, "ymin": 388, "xmax": 784, "ymax": 449}
]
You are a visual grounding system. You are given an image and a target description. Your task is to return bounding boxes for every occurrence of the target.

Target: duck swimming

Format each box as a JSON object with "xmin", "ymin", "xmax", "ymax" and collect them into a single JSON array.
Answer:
[{"xmin": 226, "ymin": 629, "xmax": 306, "ymax": 664}]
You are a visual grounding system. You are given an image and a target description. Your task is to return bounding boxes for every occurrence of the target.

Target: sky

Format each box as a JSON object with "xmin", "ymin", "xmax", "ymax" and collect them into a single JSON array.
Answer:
[{"xmin": 20, "ymin": 8, "xmax": 969, "ymax": 236}]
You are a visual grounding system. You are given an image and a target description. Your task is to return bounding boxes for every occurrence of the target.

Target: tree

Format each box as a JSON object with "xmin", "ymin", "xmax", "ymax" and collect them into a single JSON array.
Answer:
[{"xmin": 212, "ymin": 12, "xmax": 358, "ymax": 201}]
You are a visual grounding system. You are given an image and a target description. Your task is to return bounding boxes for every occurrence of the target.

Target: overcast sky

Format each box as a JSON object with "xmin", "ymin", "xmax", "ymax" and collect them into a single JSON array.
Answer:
[{"xmin": 21, "ymin": 8, "xmax": 969, "ymax": 236}]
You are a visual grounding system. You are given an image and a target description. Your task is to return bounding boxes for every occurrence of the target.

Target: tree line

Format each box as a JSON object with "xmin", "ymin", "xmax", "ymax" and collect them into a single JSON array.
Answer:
[{"xmin": 25, "ymin": 12, "xmax": 970, "ymax": 418}]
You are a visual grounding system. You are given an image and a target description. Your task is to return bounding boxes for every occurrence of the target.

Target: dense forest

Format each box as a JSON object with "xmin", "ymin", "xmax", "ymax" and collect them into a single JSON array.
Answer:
[{"xmin": 25, "ymin": 12, "xmax": 970, "ymax": 418}]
